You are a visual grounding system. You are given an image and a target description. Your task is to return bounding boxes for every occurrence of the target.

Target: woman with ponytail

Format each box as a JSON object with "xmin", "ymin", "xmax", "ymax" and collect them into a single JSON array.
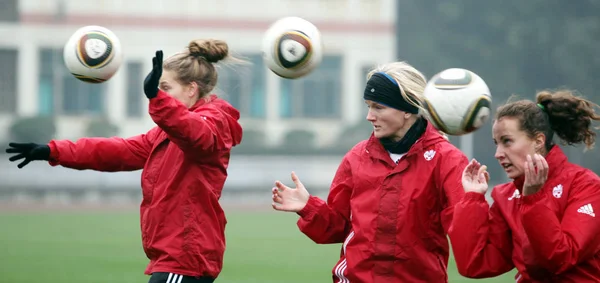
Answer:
[
  {"xmin": 6, "ymin": 39, "xmax": 243, "ymax": 283},
  {"xmin": 450, "ymin": 89, "xmax": 600, "ymax": 282}
]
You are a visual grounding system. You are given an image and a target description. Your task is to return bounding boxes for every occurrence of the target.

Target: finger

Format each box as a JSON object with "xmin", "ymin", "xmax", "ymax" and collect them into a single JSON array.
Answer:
[
  {"xmin": 156, "ymin": 50, "xmax": 163, "ymax": 63},
  {"xmin": 477, "ymin": 165, "xmax": 488, "ymax": 183},
  {"xmin": 535, "ymin": 154, "xmax": 548, "ymax": 183},
  {"xmin": 17, "ymin": 158, "xmax": 31, "ymax": 169},
  {"xmin": 524, "ymin": 155, "xmax": 533, "ymax": 183},
  {"xmin": 8, "ymin": 153, "xmax": 26, "ymax": 162},
  {"xmin": 536, "ymin": 154, "xmax": 548, "ymax": 171},
  {"xmin": 478, "ymin": 172, "xmax": 486, "ymax": 184},
  {"xmin": 275, "ymin": 181, "xmax": 289, "ymax": 191},
  {"xmin": 152, "ymin": 57, "xmax": 157, "ymax": 68},
  {"xmin": 484, "ymin": 171, "xmax": 490, "ymax": 183},
  {"xmin": 476, "ymin": 164, "xmax": 487, "ymax": 177},
  {"xmin": 291, "ymin": 171, "xmax": 303, "ymax": 188},
  {"xmin": 6, "ymin": 148, "xmax": 24, "ymax": 154},
  {"xmin": 539, "ymin": 154, "xmax": 549, "ymax": 177},
  {"xmin": 529, "ymin": 154, "xmax": 538, "ymax": 178},
  {"xmin": 272, "ymin": 187, "xmax": 283, "ymax": 197},
  {"xmin": 464, "ymin": 160, "xmax": 476, "ymax": 176},
  {"xmin": 272, "ymin": 194, "xmax": 283, "ymax": 204},
  {"xmin": 8, "ymin": 143, "xmax": 29, "ymax": 149}
]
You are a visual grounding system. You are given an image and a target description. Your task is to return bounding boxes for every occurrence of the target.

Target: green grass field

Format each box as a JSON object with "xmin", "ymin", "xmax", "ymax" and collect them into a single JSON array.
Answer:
[{"xmin": 0, "ymin": 209, "xmax": 515, "ymax": 282}]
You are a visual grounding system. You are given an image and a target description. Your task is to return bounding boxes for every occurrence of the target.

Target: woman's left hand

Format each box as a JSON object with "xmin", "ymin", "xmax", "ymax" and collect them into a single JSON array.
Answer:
[
  {"xmin": 523, "ymin": 153, "xmax": 549, "ymax": 196},
  {"xmin": 144, "ymin": 50, "xmax": 163, "ymax": 99}
]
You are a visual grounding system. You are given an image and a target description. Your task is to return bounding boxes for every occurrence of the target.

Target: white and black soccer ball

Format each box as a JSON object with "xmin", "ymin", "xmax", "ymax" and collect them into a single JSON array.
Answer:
[
  {"xmin": 63, "ymin": 25, "xmax": 123, "ymax": 83},
  {"xmin": 262, "ymin": 16, "xmax": 323, "ymax": 79},
  {"xmin": 422, "ymin": 68, "xmax": 492, "ymax": 136}
]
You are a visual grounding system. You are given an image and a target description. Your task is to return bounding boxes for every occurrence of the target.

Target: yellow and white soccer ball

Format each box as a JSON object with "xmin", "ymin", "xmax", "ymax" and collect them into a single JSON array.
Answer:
[
  {"xmin": 262, "ymin": 16, "xmax": 323, "ymax": 79},
  {"xmin": 63, "ymin": 25, "xmax": 123, "ymax": 83},
  {"xmin": 422, "ymin": 68, "xmax": 492, "ymax": 136}
]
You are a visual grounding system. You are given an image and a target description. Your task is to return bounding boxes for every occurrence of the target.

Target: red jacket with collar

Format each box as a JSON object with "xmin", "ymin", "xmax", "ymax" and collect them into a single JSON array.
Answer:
[
  {"xmin": 449, "ymin": 146, "xmax": 600, "ymax": 282},
  {"xmin": 297, "ymin": 122, "xmax": 468, "ymax": 283},
  {"xmin": 47, "ymin": 90, "xmax": 243, "ymax": 278}
]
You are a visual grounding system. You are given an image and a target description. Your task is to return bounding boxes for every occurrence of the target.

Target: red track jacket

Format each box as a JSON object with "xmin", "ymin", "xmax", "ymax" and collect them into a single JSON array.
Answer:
[
  {"xmin": 297, "ymin": 123, "xmax": 468, "ymax": 282},
  {"xmin": 449, "ymin": 146, "xmax": 600, "ymax": 282},
  {"xmin": 47, "ymin": 90, "xmax": 243, "ymax": 278}
]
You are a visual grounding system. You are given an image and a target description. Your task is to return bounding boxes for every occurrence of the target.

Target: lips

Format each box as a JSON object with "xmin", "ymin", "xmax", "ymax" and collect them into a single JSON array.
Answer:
[{"xmin": 501, "ymin": 163, "xmax": 513, "ymax": 170}]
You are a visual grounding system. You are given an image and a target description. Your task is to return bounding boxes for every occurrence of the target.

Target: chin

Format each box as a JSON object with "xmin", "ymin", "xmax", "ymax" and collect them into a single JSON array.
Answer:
[{"xmin": 506, "ymin": 171, "xmax": 522, "ymax": 180}]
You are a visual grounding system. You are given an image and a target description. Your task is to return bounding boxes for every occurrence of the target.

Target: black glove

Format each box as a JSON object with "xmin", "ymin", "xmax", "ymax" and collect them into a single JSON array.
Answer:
[
  {"xmin": 143, "ymin": 50, "xmax": 163, "ymax": 99},
  {"xmin": 6, "ymin": 142, "xmax": 51, "ymax": 169}
]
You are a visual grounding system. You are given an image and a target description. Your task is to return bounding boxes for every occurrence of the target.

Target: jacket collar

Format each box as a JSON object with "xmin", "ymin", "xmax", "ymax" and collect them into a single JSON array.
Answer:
[
  {"xmin": 189, "ymin": 94, "xmax": 217, "ymax": 111},
  {"xmin": 365, "ymin": 121, "xmax": 445, "ymax": 164}
]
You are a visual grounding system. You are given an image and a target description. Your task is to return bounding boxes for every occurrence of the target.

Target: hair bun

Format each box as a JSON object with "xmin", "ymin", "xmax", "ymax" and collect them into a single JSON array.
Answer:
[{"xmin": 188, "ymin": 39, "xmax": 229, "ymax": 63}]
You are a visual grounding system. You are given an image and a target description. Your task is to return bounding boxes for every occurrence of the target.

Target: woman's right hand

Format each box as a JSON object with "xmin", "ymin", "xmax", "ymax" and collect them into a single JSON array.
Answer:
[
  {"xmin": 6, "ymin": 142, "xmax": 51, "ymax": 169},
  {"xmin": 272, "ymin": 171, "xmax": 310, "ymax": 212},
  {"xmin": 462, "ymin": 159, "xmax": 490, "ymax": 194}
]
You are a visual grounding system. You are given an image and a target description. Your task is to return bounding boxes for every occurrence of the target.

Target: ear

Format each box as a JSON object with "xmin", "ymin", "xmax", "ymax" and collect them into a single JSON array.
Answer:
[
  {"xmin": 534, "ymin": 132, "xmax": 546, "ymax": 152},
  {"xmin": 187, "ymin": 82, "xmax": 199, "ymax": 98}
]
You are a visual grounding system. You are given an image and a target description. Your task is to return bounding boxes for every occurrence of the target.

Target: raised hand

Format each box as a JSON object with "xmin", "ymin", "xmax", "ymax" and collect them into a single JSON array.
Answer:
[
  {"xmin": 143, "ymin": 50, "xmax": 163, "ymax": 99},
  {"xmin": 523, "ymin": 154, "xmax": 549, "ymax": 196},
  {"xmin": 462, "ymin": 159, "xmax": 490, "ymax": 194},
  {"xmin": 272, "ymin": 171, "xmax": 310, "ymax": 212},
  {"xmin": 6, "ymin": 142, "xmax": 51, "ymax": 169}
]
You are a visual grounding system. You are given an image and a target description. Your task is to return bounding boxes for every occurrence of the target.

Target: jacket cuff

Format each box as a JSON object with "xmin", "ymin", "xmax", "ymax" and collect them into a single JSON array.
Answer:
[
  {"xmin": 521, "ymin": 189, "xmax": 546, "ymax": 205},
  {"xmin": 462, "ymin": 191, "xmax": 487, "ymax": 203},
  {"xmin": 47, "ymin": 140, "xmax": 60, "ymax": 166},
  {"xmin": 149, "ymin": 89, "xmax": 170, "ymax": 106},
  {"xmin": 297, "ymin": 196, "xmax": 323, "ymax": 219}
]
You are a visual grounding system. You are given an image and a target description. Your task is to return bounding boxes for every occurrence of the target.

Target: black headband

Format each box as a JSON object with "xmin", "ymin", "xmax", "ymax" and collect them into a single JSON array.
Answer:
[{"xmin": 363, "ymin": 72, "xmax": 419, "ymax": 114}]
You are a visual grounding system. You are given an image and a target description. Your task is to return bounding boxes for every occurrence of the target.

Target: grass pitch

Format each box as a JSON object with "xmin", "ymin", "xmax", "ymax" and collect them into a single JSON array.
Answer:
[{"xmin": 0, "ymin": 209, "xmax": 514, "ymax": 282}]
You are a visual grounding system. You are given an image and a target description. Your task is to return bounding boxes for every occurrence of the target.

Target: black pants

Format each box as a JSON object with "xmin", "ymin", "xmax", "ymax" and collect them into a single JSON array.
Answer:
[{"xmin": 148, "ymin": 272, "xmax": 215, "ymax": 283}]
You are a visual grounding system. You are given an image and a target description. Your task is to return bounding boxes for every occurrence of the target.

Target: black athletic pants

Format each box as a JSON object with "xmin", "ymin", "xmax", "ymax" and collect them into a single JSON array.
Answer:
[{"xmin": 148, "ymin": 272, "xmax": 215, "ymax": 283}]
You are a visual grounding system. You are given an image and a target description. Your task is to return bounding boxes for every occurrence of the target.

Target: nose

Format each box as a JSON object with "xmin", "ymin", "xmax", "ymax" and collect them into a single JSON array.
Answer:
[
  {"xmin": 366, "ymin": 109, "xmax": 376, "ymax": 122},
  {"xmin": 494, "ymin": 146, "xmax": 504, "ymax": 160}
]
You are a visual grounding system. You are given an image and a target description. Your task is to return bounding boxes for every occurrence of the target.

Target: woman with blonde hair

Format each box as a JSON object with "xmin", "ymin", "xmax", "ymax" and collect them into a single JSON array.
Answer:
[
  {"xmin": 6, "ymin": 39, "xmax": 243, "ymax": 283},
  {"xmin": 271, "ymin": 61, "xmax": 468, "ymax": 282}
]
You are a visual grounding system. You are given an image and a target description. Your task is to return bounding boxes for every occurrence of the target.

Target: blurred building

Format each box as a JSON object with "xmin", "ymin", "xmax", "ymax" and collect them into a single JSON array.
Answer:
[{"xmin": 0, "ymin": 0, "xmax": 397, "ymax": 147}]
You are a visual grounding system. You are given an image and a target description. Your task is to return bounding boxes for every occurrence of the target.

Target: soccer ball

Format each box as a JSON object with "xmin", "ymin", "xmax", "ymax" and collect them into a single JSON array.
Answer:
[
  {"xmin": 63, "ymin": 25, "xmax": 123, "ymax": 83},
  {"xmin": 262, "ymin": 16, "xmax": 323, "ymax": 79},
  {"xmin": 422, "ymin": 68, "xmax": 492, "ymax": 136}
]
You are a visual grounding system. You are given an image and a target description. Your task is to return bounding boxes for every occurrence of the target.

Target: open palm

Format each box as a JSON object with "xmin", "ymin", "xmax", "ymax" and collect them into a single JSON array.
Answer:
[
  {"xmin": 462, "ymin": 159, "xmax": 490, "ymax": 194},
  {"xmin": 272, "ymin": 171, "xmax": 310, "ymax": 212}
]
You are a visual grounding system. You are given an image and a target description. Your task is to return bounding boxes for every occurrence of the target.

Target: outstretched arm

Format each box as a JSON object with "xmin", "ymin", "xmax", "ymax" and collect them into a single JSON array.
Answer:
[
  {"xmin": 6, "ymin": 128, "xmax": 157, "ymax": 171},
  {"xmin": 48, "ymin": 128, "xmax": 157, "ymax": 171}
]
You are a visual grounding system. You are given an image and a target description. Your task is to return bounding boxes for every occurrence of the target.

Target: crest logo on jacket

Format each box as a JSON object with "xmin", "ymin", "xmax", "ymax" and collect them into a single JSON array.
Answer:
[
  {"xmin": 423, "ymin": 149, "xmax": 436, "ymax": 161},
  {"xmin": 508, "ymin": 189, "xmax": 521, "ymax": 201},
  {"xmin": 552, "ymin": 184, "xmax": 563, "ymax": 198}
]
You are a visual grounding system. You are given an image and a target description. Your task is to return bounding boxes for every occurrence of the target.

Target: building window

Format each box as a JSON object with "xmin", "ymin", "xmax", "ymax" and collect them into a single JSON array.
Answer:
[
  {"xmin": 0, "ymin": 0, "xmax": 18, "ymax": 22},
  {"xmin": 126, "ymin": 61, "xmax": 144, "ymax": 118},
  {"xmin": 216, "ymin": 54, "xmax": 266, "ymax": 118},
  {"xmin": 279, "ymin": 55, "xmax": 342, "ymax": 118},
  {"xmin": 0, "ymin": 49, "xmax": 17, "ymax": 113},
  {"xmin": 38, "ymin": 48, "xmax": 106, "ymax": 116}
]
